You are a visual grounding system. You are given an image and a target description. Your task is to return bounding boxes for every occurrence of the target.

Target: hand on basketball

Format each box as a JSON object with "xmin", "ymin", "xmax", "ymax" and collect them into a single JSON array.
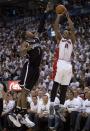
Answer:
[
  {"xmin": 56, "ymin": 4, "xmax": 66, "ymax": 14},
  {"xmin": 56, "ymin": 11, "xmax": 65, "ymax": 18}
]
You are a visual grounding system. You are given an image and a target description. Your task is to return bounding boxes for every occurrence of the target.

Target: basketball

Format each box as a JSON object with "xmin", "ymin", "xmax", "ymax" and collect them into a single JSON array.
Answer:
[{"xmin": 56, "ymin": 4, "xmax": 66, "ymax": 14}]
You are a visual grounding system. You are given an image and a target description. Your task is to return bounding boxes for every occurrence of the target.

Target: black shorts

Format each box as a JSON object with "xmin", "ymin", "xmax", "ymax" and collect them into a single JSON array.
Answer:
[{"xmin": 19, "ymin": 61, "xmax": 39, "ymax": 91}]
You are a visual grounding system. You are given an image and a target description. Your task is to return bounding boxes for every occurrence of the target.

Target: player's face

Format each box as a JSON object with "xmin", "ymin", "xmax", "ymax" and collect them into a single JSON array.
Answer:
[{"xmin": 63, "ymin": 30, "xmax": 70, "ymax": 39}]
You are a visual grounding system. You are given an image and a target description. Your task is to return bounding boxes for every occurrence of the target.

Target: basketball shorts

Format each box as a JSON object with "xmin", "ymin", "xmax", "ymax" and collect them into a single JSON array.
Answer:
[
  {"xmin": 19, "ymin": 61, "xmax": 39, "ymax": 91},
  {"xmin": 54, "ymin": 60, "xmax": 72, "ymax": 85}
]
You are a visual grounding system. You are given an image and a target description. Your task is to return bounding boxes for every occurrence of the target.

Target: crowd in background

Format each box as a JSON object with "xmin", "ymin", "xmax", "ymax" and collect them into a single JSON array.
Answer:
[
  {"xmin": 0, "ymin": 77, "xmax": 90, "ymax": 131},
  {"xmin": 0, "ymin": 15, "xmax": 90, "ymax": 89},
  {"xmin": 63, "ymin": 0, "xmax": 89, "ymax": 6}
]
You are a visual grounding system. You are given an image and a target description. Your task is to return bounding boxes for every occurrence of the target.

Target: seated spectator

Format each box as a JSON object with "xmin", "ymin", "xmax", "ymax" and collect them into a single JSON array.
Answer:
[
  {"xmin": 75, "ymin": 89, "xmax": 90, "ymax": 131},
  {"xmin": 64, "ymin": 90, "xmax": 82, "ymax": 131},
  {"xmin": 37, "ymin": 90, "xmax": 43, "ymax": 105},
  {"xmin": 73, "ymin": 88, "xmax": 84, "ymax": 105},
  {"xmin": 37, "ymin": 94, "xmax": 50, "ymax": 131},
  {"xmin": 27, "ymin": 95, "xmax": 38, "ymax": 129},
  {"xmin": 27, "ymin": 90, "xmax": 36, "ymax": 105},
  {"xmin": 1, "ymin": 93, "xmax": 15, "ymax": 130}
]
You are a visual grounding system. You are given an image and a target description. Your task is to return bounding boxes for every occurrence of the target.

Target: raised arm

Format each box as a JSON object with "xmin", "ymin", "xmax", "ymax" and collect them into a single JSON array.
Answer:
[
  {"xmin": 38, "ymin": 2, "xmax": 54, "ymax": 34},
  {"xmin": 53, "ymin": 14, "xmax": 62, "ymax": 44},
  {"xmin": 66, "ymin": 12, "xmax": 76, "ymax": 44}
]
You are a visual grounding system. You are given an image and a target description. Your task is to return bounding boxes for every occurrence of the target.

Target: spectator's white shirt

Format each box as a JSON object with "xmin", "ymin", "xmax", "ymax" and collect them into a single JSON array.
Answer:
[
  {"xmin": 83, "ymin": 99, "xmax": 90, "ymax": 113},
  {"xmin": 76, "ymin": 96, "xmax": 84, "ymax": 106},
  {"xmin": 70, "ymin": 82, "xmax": 79, "ymax": 88},
  {"xmin": 44, "ymin": 94, "xmax": 59, "ymax": 106},
  {"xmin": 40, "ymin": 70, "xmax": 45, "ymax": 77},
  {"xmin": 44, "ymin": 78, "xmax": 49, "ymax": 84},
  {"xmin": 37, "ymin": 97, "xmax": 43, "ymax": 105},
  {"xmin": 85, "ymin": 73, "xmax": 90, "ymax": 77},
  {"xmin": 48, "ymin": 81, "xmax": 53, "ymax": 91},
  {"xmin": 43, "ymin": 56, "xmax": 47, "ymax": 60},
  {"xmin": 43, "ymin": 68, "xmax": 48, "ymax": 76},
  {"xmin": 38, "ymin": 101, "xmax": 50, "ymax": 114},
  {"xmin": 3, "ymin": 100, "xmax": 15, "ymax": 113},
  {"xmin": 64, "ymin": 98, "xmax": 81, "ymax": 112},
  {"xmin": 30, "ymin": 102, "xmax": 38, "ymax": 112},
  {"xmin": 54, "ymin": 97, "xmax": 60, "ymax": 106}
]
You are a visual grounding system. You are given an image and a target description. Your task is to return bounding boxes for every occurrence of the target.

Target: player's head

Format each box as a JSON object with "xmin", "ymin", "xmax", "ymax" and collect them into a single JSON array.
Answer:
[
  {"xmin": 25, "ymin": 31, "xmax": 35, "ymax": 39},
  {"xmin": 63, "ymin": 29, "xmax": 70, "ymax": 39}
]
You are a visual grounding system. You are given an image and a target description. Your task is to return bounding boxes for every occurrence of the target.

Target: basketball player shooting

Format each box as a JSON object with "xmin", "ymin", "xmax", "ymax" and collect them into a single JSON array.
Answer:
[{"xmin": 50, "ymin": 5, "xmax": 76, "ymax": 106}]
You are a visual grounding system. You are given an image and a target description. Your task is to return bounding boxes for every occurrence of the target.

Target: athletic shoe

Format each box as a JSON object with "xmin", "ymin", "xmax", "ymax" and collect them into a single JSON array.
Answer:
[
  {"xmin": 24, "ymin": 115, "xmax": 35, "ymax": 127},
  {"xmin": 8, "ymin": 115, "xmax": 21, "ymax": 127},
  {"xmin": 20, "ymin": 114, "xmax": 35, "ymax": 127},
  {"xmin": 20, "ymin": 117, "xmax": 27, "ymax": 125},
  {"xmin": 16, "ymin": 113, "xmax": 22, "ymax": 120}
]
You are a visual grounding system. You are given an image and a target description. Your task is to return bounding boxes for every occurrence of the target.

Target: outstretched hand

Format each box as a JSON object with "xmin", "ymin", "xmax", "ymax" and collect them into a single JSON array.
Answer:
[
  {"xmin": 45, "ymin": 2, "xmax": 53, "ymax": 12},
  {"xmin": 64, "ymin": 10, "xmax": 74, "ymax": 26},
  {"xmin": 63, "ymin": 8, "xmax": 69, "ymax": 18}
]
